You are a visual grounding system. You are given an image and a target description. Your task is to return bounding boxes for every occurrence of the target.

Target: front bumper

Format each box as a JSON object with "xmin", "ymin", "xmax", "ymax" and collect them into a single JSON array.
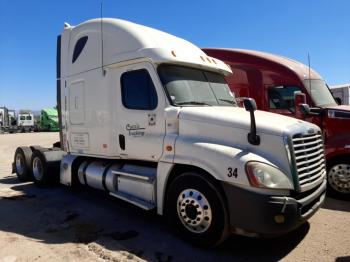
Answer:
[{"xmin": 221, "ymin": 179, "xmax": 326, "ymax": 236}]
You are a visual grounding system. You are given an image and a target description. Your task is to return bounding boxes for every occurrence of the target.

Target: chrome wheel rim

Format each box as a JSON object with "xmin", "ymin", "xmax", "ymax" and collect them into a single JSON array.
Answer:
[
  {"xmin": 15, "ymin": 154, "xmax": 25, "ymax": 175},
  {"xmin": 177, "ymin": 189, "xmax": 212, "ymax": 233},
  {"xmin": 328, "ymin": 164, "xmax": 350, "ymax": 194},
  {"xmin": 33, "ymin": 157, "xmax": 44, "ymax": 181}
]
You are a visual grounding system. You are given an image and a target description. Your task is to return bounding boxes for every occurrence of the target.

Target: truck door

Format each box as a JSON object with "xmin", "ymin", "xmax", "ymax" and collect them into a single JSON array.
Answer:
[{"xmin": 115, "ymin": 62, "xmax": 166, "ymax": 161}]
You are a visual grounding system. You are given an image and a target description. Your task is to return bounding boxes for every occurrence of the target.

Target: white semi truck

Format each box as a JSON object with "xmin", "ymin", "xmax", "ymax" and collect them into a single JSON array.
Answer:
[
  {"xmin": 17, "ymin": 110, "xmax": 35, "ymax": 132},
  {"xmin": 13, "ymin": 18, "xmax": 326, "ymax": 247}
]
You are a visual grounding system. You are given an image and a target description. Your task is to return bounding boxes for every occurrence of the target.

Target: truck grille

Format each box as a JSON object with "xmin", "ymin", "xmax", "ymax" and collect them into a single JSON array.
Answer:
[{"xmin": 291, "ymin": 132, "xmax": 326, "ymax": 192}]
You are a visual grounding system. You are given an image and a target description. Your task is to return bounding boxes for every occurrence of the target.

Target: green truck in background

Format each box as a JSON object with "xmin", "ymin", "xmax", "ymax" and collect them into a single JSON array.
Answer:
[{"xmin": 40, "ymin": 108, "xmax": 59, "ymax": 131}]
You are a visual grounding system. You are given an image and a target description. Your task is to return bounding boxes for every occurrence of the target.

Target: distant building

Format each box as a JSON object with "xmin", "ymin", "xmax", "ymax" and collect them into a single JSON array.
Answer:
[{"xmin": 330, "ymin": 83, "xmax": 350, "ymax": 105}]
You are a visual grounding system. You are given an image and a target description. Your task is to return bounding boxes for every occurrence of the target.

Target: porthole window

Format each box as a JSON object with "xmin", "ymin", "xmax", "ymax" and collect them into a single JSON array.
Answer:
[{"xmin": 72, "ymin": 36, "xmax": 88, "ymax": 63}]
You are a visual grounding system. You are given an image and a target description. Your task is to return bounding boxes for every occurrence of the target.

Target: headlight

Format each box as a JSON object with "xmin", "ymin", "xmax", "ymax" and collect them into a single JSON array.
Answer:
[{"xmin": 245, "ymin": 162, "xmax": 293, "ymax": 190}]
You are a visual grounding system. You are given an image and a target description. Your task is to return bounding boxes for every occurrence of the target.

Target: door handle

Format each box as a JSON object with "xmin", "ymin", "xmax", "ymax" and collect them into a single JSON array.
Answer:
[{"xmin": 119, "ymin": 134, "xmax": 125, "ymax": 150}]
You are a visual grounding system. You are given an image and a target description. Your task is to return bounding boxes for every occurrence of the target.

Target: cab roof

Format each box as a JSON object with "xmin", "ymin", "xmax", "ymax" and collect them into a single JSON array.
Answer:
[
  {"xmin": 203, "ymin": 48, "xmax": 322, "ymax": 80},
  {"xmin": 62, "ymin": 18, "xmax": 231, "ymax": 77},
  {"xmin": 42, "ymin": 108, "xmax": 58, "ymax": 116}
]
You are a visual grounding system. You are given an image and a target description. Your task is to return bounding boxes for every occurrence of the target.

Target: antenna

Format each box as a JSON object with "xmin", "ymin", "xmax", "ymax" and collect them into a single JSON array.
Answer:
[
  {"xmin": 308, "ymin": 52, "xmax": 311, "ymax": 94},
  {"xmin": 100, "ymin": 2, "xmax": 105, "ymax": 76}
]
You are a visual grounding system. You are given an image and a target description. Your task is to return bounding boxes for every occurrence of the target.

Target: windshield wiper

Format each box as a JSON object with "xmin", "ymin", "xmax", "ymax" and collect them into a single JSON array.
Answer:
[
  {"xmin": 176, "ymin": 101, "xmax": 212, "ymax": 106},
  {"xmin": 218, "ymin": 99, "xmax": 237, "ymax": 105}
]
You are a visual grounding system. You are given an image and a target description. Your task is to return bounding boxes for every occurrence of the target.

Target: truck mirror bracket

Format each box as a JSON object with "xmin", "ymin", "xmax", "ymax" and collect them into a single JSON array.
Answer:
[{"xmin": 243, "ymin": 98, "xmax": 260, "ymax": 146}]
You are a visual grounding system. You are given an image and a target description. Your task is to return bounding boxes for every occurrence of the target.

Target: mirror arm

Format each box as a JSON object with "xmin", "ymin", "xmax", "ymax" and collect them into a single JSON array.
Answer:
[{"xmin": 247, "ymin": 110, "xmax": 260, "ymax": 145}]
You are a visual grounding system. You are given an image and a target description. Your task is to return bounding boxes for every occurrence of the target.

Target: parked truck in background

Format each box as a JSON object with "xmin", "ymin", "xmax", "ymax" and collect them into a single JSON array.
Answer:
[
  {"xmin": 17, "ymin": 110, "xmax": 35, "ymax": 132},
  {"xmin": 0, "ymin": 107, "xmax": 9, "ymax": 132},
  {"xmin": 8, "ymin": 109, "xmax": 16, "ymax": 126},
  {"xmin": 13, "ymin": 19, "xmax": 326, "ymax": 247},
  {"xmin": 330, "ymin": 83, "xmax": 350, "ymax": 105},
  {"xmin": 203, "ymin": 48, "xmax": 350, "ymax": 198},
  {"xmin": 0, "ymin": 106, "xmax": 17, "ymax": 133},
  {"xmin": 40, "ymin": 108, "xmax": 59, "ymax": 131}
]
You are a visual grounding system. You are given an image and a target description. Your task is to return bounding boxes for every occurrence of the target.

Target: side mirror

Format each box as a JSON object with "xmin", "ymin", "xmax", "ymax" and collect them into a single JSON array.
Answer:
[
  {"xmin": 243, "ymin": 98, "xmax": 260, "ymax": 145},
  {"xmin": 294, "ymin": 92, "xmax": 307, "ymax": 118},
  {"xmin": 299, "ymin": 103, "xmax": 311, "ymax": 115},
  {"xmin": 335, "ymin": 97, "xmax": 342, "ymax": 105},
  {"xmin": 294, "ymin": 92, "xmax": 306, "ymax": 107},
  {"xmin": 243, "ymin": 98, "xmax": 257, "ymax": 112}
]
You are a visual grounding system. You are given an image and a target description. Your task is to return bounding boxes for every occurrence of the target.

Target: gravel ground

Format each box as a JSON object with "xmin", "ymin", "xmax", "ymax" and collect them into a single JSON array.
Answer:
[{"xmin": 0, "ymin": 132, "xmax": 349, "ymax": 262}]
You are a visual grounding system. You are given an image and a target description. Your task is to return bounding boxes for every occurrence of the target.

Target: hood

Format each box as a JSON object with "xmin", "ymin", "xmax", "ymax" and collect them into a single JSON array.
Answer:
[
  {"xmin": 325, "ymin": 105, "xmax": 350, "ymax": 120},
  {"xmin": 326, "ymin": 105, "xmax": 350, "ymax": 111},
  {"xmin": 179, "ymin": 106, "xmax": 311, "ymax": 136}
]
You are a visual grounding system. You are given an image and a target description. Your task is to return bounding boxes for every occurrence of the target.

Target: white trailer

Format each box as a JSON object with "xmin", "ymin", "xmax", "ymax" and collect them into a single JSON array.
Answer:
[
  {"xmin": 330, "ymin": 83, "xmax": 350, "ymax": 105},
  {"xmin": 13, "ymin": 18, "xmax": 326, "ymax": 247}
]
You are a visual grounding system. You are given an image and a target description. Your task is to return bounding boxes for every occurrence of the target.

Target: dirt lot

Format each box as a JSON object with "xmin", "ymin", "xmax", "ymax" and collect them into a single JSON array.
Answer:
[{"xmin": 0, "ymin": 132, "xmax": 349, "ymax": 262}]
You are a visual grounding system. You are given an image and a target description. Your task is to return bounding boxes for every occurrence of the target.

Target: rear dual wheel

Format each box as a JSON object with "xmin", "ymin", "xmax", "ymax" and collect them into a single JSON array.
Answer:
[
  {"xmin": 31, "ymin": 150, "xmax": 59, "ymax": 187},
  {"xmin": 166, "ymin": 172, "xmax": 229, "ymax": 247},
  {"xmin": 14, "ymin": 146, "xmax": 33, "ymax": 181}
]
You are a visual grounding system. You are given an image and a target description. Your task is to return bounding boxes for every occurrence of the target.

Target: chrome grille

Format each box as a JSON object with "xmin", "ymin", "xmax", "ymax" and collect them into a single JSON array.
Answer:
[{"xmin": 292, "ymin": 132, "xmax": 326, "ymax": 191}]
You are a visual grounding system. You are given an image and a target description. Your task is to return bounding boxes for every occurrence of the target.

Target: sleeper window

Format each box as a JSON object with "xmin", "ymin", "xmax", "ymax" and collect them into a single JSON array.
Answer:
[{"xmin": 121, "ymin": 70, "xmax": 158, "ymax": 110}]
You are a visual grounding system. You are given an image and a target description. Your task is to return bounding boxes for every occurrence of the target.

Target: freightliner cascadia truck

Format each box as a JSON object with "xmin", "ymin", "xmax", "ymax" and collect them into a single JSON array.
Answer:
[
  {"xmin": 13, "ymin": 19, "xmax": 326, "ymax": 247},
  {"xmin": 203, "ymin": 48, "xmax": 350, "ymax": 198}
]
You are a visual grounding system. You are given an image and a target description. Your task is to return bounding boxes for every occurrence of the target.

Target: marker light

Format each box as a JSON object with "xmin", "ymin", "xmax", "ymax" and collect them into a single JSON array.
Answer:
[{"xmin": 274, "ymin": 214, "xmax": 285, "ymax": 224}]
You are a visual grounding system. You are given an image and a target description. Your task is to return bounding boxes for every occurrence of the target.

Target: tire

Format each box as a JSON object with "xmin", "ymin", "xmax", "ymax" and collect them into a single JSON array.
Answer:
[
  {"xmin": 166, "ymin": 172, "xmax": 229, "ymax": 247},
  {"xmin": 14, "ymin": 146, "xmax": 33, "ymax": 181},
  {"xmin": 31, "ymin": 150, "xmax": 59, "ymax": 187},
  {"xmin": 327, "ymin": 160, "xmax": 350, "ymax": 199}
]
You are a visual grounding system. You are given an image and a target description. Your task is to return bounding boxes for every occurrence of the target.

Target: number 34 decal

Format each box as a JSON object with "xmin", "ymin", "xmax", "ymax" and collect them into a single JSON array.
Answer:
[{"xmin": 227, "ymin": 167, "xmax": 238, "ymax": 178}]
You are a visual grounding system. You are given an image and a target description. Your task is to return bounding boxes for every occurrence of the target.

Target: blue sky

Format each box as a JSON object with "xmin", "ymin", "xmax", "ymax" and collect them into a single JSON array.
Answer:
[{"xmin": 0, "ymin": 0, "xmax": 349, "ymax": 110}]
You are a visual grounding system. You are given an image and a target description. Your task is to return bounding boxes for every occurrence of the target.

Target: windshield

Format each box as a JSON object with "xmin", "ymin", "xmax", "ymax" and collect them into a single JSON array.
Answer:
[
  {"xmin": 158, "ymin": 65, "xmax": 237, "ymax": 106},
  {"xmin": 303, "ymin": 79, "xmax": 337, "ymax": 107}
]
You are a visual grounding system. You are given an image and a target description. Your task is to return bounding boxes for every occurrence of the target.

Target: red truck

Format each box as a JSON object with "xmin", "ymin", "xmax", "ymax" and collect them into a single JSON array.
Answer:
[{"xmin": 203, "ymin": 48, "xmax": 350, "ymax": 198}]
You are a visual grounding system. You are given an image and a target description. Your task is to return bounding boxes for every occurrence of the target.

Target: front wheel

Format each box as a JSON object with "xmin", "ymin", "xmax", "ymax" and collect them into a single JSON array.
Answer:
[
  {"xmin": 327, "ymin": 161, "xmax": 350, "ymax": 199},
  {"xmin": 166, "ymin": 172, "xmax": 229, "ymax": 247}
]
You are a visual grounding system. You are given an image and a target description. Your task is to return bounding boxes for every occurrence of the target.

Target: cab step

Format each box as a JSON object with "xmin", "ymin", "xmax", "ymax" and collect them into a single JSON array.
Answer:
[{"xmin": 110, "ymin": 191, "xmax": 155, "ymax": 210}]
